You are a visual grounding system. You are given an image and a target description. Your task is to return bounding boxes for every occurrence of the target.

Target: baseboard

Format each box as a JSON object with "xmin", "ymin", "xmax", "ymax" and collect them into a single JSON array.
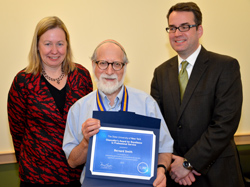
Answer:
[
  {"xmin": 0, "ymin": 151, "xmax": 17, "ymax": 164},
  {"xmin": 1, "ymin": 134, "xmax": 249, "ymax": 165},
  {"xmin": 234, "ymin": 134, "xmax": 250, "ymax": 145}
]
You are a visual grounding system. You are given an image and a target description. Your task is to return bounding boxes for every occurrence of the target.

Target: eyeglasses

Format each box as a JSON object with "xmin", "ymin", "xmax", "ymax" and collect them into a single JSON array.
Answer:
[
  {"xmin": 95, "ymin": 60, "xmax": 125, "ymax": 71},
  {"xmin": 166, "ymin": 24, "xmax": 197, "ymax": 33}
]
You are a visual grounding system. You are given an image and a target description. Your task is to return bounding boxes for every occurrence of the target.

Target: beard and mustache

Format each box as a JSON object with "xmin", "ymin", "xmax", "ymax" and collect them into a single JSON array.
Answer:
[{"xmin": 94, "ymin": 66, "xmax": 126, "ymax": 95}]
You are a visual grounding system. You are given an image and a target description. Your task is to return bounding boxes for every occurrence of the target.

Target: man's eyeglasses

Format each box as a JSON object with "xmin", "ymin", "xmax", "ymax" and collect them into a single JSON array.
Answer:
[
  {"xmin": 95, "ymin": 60, "xmax": 125, "ymax": 71},
  {"xmin": 166, "ymin": 24, "xmax": 197, "ymax": 33}
]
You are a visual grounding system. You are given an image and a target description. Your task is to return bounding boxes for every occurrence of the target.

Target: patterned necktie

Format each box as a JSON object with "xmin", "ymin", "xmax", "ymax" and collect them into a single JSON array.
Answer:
[{"xmin": 178, "ymin": 61, "xmax": 189, "ymax": 102}]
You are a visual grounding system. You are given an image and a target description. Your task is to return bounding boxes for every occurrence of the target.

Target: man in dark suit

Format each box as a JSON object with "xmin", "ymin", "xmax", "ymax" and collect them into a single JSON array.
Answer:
[{"xmin": 151, "ymin": 2, "xmax": 245, "ymax": 187}]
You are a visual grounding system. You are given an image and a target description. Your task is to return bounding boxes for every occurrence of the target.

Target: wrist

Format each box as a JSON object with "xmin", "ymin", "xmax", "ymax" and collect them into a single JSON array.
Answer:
[
  {"xmin": 157, "ymin": 164, "xmax": 167, "ymax": 175},
  {"xmin": 80, "ymin": 138, "xmax": 89, "ymax": 148}
]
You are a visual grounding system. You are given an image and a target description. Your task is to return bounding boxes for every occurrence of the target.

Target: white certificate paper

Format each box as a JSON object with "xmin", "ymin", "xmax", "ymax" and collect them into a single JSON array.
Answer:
[{"xmin": 90, "ymin": 127, "xmax": 156, "ymax": 180}]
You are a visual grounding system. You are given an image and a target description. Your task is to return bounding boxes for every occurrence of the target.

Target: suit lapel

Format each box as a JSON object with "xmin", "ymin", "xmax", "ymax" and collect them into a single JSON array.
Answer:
[{"xmin": 177, "ymin": 46, "xmax": 209, "ymax": 121}]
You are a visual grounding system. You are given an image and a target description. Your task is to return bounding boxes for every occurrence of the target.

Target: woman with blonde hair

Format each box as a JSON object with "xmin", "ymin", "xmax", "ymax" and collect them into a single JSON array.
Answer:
[{"xmin": 8, "ymin": 16, "xmax": 93, "ymax": 187}]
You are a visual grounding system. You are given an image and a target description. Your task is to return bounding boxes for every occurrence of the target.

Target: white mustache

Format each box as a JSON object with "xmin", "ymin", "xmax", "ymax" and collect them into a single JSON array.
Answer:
[{"xmin": 100, "ymin": 74, "xmax": 118, "ymax": 80}]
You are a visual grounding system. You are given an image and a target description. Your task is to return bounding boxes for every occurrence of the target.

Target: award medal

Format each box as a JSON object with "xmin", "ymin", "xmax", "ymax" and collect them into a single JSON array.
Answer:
[{"xmin": 96, "ymin": 86, "xmax": 128, "ymax": 111}]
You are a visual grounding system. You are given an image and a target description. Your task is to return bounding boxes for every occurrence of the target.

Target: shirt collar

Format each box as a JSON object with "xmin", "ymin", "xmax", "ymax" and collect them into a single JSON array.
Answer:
[{"xmin": 178, "ymin": 44, "xmax": 201, "ymax": 67}]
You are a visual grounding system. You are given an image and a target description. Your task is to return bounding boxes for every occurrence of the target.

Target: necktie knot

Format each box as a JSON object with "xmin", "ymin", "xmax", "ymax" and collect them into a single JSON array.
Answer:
[{"xmin": 180, "ymin": 61, "xmax": 188, "ymax": 74}]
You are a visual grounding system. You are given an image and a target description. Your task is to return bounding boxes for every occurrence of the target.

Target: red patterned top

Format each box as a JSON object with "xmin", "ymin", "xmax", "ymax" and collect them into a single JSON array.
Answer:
[{"xmin": 8, "ymin": 63, "xmax": 93, "ymax": 185}]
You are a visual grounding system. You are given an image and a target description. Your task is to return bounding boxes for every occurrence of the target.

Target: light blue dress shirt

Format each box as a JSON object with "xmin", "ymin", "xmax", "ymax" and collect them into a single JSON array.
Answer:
[{"xmin": 63, "ymin": 85, "xmax": 173, "ymax": 183}]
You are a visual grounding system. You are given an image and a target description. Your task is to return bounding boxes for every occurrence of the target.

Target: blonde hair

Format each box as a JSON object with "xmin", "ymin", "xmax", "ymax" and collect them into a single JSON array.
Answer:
[{"xmin": 26, "ymin": 16, "xmax": 75, "ymax": 75}]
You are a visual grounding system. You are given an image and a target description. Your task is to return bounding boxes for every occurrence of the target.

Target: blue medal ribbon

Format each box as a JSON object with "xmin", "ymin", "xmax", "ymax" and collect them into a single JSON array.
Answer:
[{"xmin": 96, "ymin": 86, "xmax": 129, "ymax": 111}]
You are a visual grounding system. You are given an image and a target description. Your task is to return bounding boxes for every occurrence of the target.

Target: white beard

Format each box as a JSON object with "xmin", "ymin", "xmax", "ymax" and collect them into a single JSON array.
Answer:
[{"xmin": 94, "ymin": 68, "xmax": 126, "ymax": 95}]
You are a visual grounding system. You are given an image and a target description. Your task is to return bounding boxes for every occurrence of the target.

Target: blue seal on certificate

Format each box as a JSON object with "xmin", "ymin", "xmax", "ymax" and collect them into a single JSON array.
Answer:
[
  {"xmin": 83, "ymin": 111, "xmax": 160, "ymax": 187},
  {"xmin": 137, "ymin": 162, "xmax": 149, "ymax": 174}
]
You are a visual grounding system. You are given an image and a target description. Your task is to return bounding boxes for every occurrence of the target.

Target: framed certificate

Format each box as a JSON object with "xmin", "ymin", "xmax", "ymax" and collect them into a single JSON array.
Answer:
[
  {"xmin": 83, "ymin": 111, "xmax": 160, "ymax": 187},
  {"xmin": 90, "ymin": 127, "xmax": 156, "ymax": 180}
]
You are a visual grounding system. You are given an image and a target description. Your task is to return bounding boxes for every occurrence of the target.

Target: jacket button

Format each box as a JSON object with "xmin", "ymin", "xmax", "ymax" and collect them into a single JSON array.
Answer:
[{"xmin": 178, "ymin": 125, "xmax": 182, "ymax": 129}]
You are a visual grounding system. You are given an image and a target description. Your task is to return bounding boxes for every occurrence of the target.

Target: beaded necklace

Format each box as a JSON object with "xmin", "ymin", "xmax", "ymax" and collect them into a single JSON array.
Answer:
[{"xmin": 42, "ymin": 66, "xmax": 65, "ymax": 84}]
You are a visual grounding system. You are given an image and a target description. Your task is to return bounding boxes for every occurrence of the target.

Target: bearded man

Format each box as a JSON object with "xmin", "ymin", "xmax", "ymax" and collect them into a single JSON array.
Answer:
[{"xmin": 62, "ymin": 39, "xmax": 173, "ymax": 187}]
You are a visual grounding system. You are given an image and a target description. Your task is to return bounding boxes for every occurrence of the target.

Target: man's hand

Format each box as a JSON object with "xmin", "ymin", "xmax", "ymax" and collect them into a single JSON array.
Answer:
[
  {"xmin": 68, "ymin": 118, "xmax": 100, "ymax": 168},
  {"xmin": 170, "ymin": 155, "xmax": 189, "ymax": 181},
  {"xmin": 82, "ymin": 118, "xmax": 101, "ymax": 141},
  {"xmin": 153, "ymin": 167, "xmax": 166, "ymax": 187},
  {"xmin": 170, "ymin": 155, "xmax": 201, "ymax": 185},
  {"xmin": 153, "ymin": 153, "xmax": 171, "ymax": 187},
  {"xmin": 177, "ymin": 170, "xmax": 201, "ymax": 185}
]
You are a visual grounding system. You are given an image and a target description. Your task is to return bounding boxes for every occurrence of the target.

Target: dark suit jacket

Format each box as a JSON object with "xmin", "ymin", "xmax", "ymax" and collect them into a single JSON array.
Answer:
[{"xmin": 151, "ymin": 46, "xmax": 244, "ymax": 187}]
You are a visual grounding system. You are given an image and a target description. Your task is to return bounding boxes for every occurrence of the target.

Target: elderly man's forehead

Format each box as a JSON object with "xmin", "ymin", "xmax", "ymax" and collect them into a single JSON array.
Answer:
[
  {"xmin": 96, "ymin": 42, "xmax": 122, "ymax": 52},
  {"xmin": 96, "ymin": 44, "xmax": 125, "ymax": 60},
  {"xmin": 95, "ymin": 39, "xmax": 126, "ymax": 55}
]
